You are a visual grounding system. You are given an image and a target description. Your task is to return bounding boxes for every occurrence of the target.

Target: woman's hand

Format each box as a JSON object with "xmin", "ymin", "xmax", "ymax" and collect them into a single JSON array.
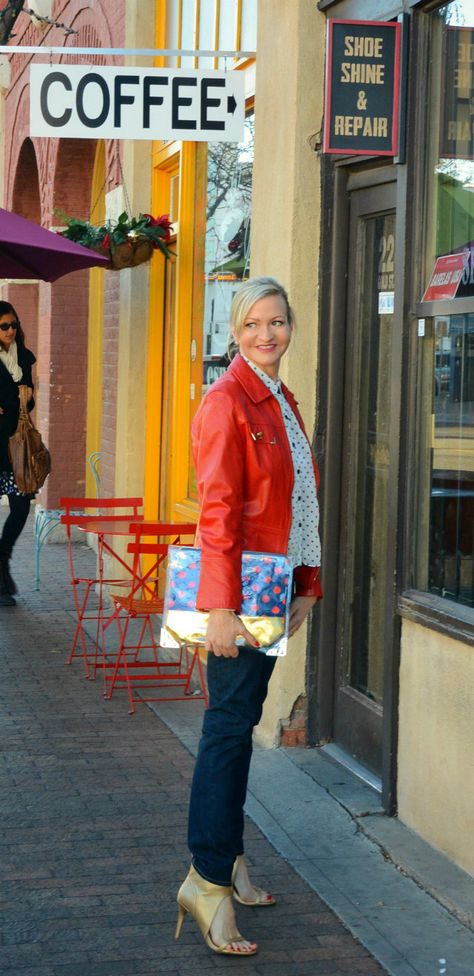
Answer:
[
  {"xmin": 0, "ymin": 406, "xmax": 3, "ymax": 415},
  {"xmin": 288, "ymin": 595, "xmax": 318, "ymax": 638},
  {"xmin": 205, "ymin": 609, "xmax": 260, "ymax": 658}
]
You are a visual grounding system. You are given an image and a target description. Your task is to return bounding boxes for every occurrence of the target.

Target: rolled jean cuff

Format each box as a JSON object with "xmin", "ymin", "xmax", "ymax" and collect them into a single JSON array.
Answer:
[{"xmin": 192, "ymin": 857, "xmax": 233, "ymax": 888}]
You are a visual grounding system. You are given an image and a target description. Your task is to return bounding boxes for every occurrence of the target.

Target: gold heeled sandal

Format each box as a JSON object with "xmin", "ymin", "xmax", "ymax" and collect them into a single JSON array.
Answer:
[
  {"xmin": 232, "ymin": 855, "xmax": 276, "ymax": 907},
  {"xmin": 175, "ymin": 864, "xmax": 257, "ymax": 956}
]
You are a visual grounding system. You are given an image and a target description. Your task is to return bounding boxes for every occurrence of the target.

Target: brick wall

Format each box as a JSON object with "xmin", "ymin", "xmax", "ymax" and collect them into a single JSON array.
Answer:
[
  {"xmin": 4, "ymin": 0, "xmax": 126, "ymax": 507},
  {"xmin": 100, "ymin": 273, "xmax": 120, "ymax": 498},
  {"xmin": 280, "ymin": 694, "xmax": 308, "ymax": 747}
]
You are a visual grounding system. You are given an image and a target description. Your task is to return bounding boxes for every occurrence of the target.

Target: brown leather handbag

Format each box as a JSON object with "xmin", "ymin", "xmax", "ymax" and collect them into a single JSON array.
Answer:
[{"xmin": 8, "ymin": 387, "xmax": 51, "ymax": 493}]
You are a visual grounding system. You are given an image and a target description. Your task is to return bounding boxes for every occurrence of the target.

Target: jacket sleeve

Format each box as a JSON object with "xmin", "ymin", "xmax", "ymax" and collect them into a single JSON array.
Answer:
[
  {"xmin": 192, "ymin": 390, "xmax": 245, "ymax": 611},
  {"xmin": 293, "ymin": 564, "xmax": 323, "ymax": 599},
  {"xmin": 19, "ymin": 348, "xmax": 35, "ymax": 412}
]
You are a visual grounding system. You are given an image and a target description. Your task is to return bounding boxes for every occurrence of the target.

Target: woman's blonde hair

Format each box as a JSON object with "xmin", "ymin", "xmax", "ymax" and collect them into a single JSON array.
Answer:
[{"xmin": 228, "ymin": 276, "xmax": 294, "ymax": 355}]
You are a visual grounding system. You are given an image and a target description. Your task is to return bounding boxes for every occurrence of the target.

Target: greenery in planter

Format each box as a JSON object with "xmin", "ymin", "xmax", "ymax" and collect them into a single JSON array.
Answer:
[{"xmin": 58, "ymin": 211, "xmax": 174, "ymax": 267}]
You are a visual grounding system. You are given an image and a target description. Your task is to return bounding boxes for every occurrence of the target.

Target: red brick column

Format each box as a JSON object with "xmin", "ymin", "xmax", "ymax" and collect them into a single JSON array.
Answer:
[{"xmin": 34, "ymin": 270, "xmax": 89, "ymax": 507}]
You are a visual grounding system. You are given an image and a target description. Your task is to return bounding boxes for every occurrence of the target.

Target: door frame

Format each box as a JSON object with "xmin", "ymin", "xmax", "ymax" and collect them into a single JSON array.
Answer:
[{"xmin": 310, "ymin": 160, "xmax": 406, "ymax": 813}]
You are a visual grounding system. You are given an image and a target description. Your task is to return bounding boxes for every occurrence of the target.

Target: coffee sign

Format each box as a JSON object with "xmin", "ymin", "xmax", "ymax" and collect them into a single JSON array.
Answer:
[{"xmin": 323, "ymin": 19, "xmax": 401, "ymax": 156}]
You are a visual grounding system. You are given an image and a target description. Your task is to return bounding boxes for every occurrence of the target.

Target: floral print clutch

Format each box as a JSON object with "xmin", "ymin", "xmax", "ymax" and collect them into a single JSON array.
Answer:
[{"xmin": 161, "ymin": 547, "xmax": 293, "ymax": 656}]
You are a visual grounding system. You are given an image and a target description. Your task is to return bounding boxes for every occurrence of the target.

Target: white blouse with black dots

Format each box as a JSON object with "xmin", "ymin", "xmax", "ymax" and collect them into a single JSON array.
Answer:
[{"xmin": 242, "ymin": 356, "xmax": 321, "ymax": 569}]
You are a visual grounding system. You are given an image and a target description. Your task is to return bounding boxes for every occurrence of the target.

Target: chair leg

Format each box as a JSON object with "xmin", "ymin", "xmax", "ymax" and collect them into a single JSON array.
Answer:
[
  {"xmin": 194, "ymin": 647, "xmax": 208, "ymax": 706},
  {"xmin": 107, "ymin": 616, "xmax": 136, "ymax": 714},
  {"xmin": 67, "ymin": 582, "xmax": 94, "ymax": 678}
]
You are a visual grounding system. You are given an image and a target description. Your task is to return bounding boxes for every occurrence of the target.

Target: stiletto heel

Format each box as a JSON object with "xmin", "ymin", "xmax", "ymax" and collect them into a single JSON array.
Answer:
[
  {"xmin": 175, "ymin": 903, "xmax": 187, "ymax": 940},
  {"xmin": 176, "ymin": 865, "xmax": 257, "ymax": 956},
  {"xmin": 232, "ymin": 855, "xmax": 276, "ymax": 906}
]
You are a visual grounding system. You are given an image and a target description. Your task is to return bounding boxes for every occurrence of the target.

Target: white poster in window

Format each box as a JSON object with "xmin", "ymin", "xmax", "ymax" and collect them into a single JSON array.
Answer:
[{"xmin": 378, "ymin": 291, "xmax": 394, "ymax": 315}]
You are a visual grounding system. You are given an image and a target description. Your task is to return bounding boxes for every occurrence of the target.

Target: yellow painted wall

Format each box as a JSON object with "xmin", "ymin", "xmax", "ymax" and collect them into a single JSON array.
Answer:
[
  {"xmin": 250, "ymin": 0, "xmax": 325, "ymax": 745},
  {"xmin": 398, "ymin": 619, "xmax": 474, "ymax": 875},
  {"xmin": 113, "ymin": 2, "xmax": 154, "ymax": 502},
  {"xmin": 86, "ymin": 140, "xmax": 105, "ymax": 497}
]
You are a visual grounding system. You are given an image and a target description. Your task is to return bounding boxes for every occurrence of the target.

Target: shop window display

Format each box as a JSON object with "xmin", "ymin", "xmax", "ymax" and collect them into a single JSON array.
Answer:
[
  {"xmin": 201, "ymin": 111, "xmax": 254, "ymax": 391},
  {"xmin": 187, "ymin": 110, "xmax": 254, "ymax": 500},
  {"xmin": 417, "ymin": 1, "xmax": 474, "ymax": 605}
]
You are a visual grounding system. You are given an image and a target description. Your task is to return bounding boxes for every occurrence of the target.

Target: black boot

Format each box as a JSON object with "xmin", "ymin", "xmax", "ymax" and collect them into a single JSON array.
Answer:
[
  {"xmin": 0, "ymin": 550, "xmax": 17, "ymax": 595},
  {"xmin": 0, "ymin": 587, "xmax": 15, "ymax": 606}
]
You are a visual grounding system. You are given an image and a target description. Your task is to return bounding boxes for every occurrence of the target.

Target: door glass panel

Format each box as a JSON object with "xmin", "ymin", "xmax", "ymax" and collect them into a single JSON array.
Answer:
[{"xmin": 347, "ymin": 212, "xmax": 395, "ymax": 706}]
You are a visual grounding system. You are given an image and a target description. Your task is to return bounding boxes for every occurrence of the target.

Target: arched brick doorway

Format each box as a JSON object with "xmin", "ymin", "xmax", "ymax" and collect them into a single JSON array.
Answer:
[
  {"xmin": 7, "ymin": 138, "xmax": 41, "ymax": 362},
  {"xmin": 39, "ymin": 138, "xmax": 99, "ymax": 505}
]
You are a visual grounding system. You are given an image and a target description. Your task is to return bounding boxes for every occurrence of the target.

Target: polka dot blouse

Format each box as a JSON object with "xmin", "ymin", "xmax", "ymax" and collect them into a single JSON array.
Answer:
[{"xmin": 242, "ymin": 356, "xmax": 321, "ymax": 569}]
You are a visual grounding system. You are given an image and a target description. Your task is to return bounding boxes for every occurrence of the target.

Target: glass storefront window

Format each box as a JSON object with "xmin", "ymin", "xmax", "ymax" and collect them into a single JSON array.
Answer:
[
  {"xmin": 416, "ymin": 1, "xmax": 474, "ymax": 606},
  {"xmin": 188, "ymin": 109, "xmax": 254, "ymax": 500},
  {"xmin": 201, "ymin": 111, "xmax": 254, "ymax": 391}
]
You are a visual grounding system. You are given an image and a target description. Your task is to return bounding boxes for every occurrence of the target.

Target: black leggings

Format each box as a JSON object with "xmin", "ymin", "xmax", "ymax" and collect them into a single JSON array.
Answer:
[{"xmin": 0, "ymin": 494, "xmax": 31, "ymax": 555}]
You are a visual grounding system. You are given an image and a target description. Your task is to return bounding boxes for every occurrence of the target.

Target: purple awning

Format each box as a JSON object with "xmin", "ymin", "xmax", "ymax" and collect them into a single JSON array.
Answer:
[{"xmin": 0, "ymin": 207, "xmax": 109, "ymax": 282}]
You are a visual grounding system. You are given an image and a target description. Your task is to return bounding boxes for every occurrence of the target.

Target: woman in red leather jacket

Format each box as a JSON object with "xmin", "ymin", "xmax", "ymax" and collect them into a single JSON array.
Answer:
[{"xmin": 176, "ymin": 277, "xmax": 322, "ymax": 957}]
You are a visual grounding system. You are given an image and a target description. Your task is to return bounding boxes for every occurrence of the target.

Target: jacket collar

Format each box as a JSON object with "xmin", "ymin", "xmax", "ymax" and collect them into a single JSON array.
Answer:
[{"xmin": 228, "ymin": 353, "xmax": 297, "ymax": 407}]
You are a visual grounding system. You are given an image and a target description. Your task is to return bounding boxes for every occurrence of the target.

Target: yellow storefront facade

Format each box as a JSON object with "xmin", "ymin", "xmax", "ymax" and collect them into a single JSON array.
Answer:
[{"xmin": 6, "ymin": 0, "xmax": 470, "ymax": 880}]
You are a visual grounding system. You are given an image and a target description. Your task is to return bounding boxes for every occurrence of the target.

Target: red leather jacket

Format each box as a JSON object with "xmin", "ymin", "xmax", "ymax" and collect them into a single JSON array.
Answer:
[{"xmin": 192, "ymin": 354, "xmax": 322, "ymax": 611}]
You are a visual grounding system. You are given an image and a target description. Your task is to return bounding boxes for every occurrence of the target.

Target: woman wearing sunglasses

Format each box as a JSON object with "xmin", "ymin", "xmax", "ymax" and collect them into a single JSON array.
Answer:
[{"xmin": 0, "ymin": 300, "xmax": 36, "ymax": 606}]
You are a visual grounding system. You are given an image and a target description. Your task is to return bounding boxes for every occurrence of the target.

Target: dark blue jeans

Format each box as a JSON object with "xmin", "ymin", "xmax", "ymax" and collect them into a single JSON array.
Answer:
[{"xmin": 188, "ymin": 646, "xmax": 276, "ymax": 886}]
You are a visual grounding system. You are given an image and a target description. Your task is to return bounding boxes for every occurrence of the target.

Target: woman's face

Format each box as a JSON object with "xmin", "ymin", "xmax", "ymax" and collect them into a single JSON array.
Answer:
[
  {"xmin": 234, "ymin": 294, "xmax": 292, "ymax": 379},
  {"xmin": 0, "ymin": 314, "xmax": 18, "ymax": 351}
]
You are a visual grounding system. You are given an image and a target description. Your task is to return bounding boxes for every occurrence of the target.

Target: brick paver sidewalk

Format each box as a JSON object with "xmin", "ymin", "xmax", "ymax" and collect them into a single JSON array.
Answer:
[{"xmin": 0, "ymin": 514, "xmax": 386, "ymax": 975}]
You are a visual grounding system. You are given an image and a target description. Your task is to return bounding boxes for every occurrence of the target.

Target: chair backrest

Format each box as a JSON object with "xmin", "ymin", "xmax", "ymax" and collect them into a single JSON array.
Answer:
[
  {"xmin": 60, "ymin": 496, "xmax": 143, "ymax": 534},
  {"xmin": 122, "ymin": 521, "xmax": 196, "ymax": 603},
  {"xmin": 87, "ymin": 452, "xmax": 101, "ymax": 498},
  {"xmin": 126, "ymin": 521, "xmax": 196, "ymax": 553}
]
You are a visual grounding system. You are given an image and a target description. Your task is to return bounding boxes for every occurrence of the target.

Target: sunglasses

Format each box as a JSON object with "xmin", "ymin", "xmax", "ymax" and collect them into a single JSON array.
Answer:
[{"xmin": 0, "ymin": 321, "xmax": 18, "ymax": 332}]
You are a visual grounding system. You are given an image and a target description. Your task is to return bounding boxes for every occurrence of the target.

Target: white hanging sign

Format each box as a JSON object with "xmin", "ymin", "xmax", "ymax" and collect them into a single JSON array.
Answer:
[{"xmin": 30, "ymin": 65, "xmax": 245, "ymax": 142}]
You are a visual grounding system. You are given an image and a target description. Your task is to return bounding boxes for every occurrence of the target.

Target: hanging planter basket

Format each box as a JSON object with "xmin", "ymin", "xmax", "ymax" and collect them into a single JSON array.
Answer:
[
  {"xmin": 58, "ymin": 212, "xmax": 174, "ymax": 270},
  {"xmin": 101, "ymin": 237, "xmax": 154, "ymax": 270}
]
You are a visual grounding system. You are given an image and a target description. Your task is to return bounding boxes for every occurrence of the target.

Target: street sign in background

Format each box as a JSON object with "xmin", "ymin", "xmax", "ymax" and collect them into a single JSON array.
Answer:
[
  {"xmin": 323, "ymin": 19, "xmax": 401, "ymax": 156},
  {"xmin": 30, "ymin": 64, "xmax": 245, "ymax": 142}
]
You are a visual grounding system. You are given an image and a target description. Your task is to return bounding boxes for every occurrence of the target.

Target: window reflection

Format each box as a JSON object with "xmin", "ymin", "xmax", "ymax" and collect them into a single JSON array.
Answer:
[
  {"xmin": 430, "ymin": 315, "xmax": 474, "ymax": 604},
  {"xmin": 416, "ymin": 2, "xmax": 474, "ymax": 606},
  {"xmin": 202, "ymin": 111, "xmax": 254, "ymax": 392}
]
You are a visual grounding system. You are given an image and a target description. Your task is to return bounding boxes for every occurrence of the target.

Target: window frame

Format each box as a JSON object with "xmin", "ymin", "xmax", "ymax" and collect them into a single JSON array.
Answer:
[{"xmin": 397, "ymin": 0, "xmax": 474, "ymax": 637}]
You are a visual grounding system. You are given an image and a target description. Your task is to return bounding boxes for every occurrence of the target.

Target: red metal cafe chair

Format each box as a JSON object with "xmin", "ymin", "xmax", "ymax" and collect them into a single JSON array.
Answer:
[
  {"xmin": 104, "ymin": 521, "xmax": 208, "ymax": 714},
  {"xmin": 59, "ymin": 496, "xmax": 143, "ymax": 678}
]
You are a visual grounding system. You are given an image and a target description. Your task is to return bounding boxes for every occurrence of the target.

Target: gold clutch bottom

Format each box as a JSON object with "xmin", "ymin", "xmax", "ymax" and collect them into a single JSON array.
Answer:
[{"xmin": 163, "ymin": 610, "xmax": 285, "ymax": 648}]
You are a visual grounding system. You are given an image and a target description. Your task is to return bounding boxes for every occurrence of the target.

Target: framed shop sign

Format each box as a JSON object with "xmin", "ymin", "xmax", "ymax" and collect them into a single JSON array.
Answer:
[
  {"xmin": 323, "ymin": 19, "xmax": 401, "ymax": 156},
  {"xmin": 29, "ymin": 64, "xmax": 245, "ymax": 142}
]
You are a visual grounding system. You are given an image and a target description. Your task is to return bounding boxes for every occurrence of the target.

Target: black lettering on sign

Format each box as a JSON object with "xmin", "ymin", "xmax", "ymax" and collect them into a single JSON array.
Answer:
[
  {"xmin": 76, "ymin": 73, "xmax": 110, "ymax": 128},
  {"xmin": 143, "ymin": 76, "xmax": 168, "ymax": 128},
  {"xmin": 114, "ymin": 75, "xmax": 140, "ymax": 128},
  {"xmin": 40, "ymin": 71, "xmax": 72, "ymax": 127},
  {"xmin": 201, "ymin": 78, "xmax": 225, "ymax": 131},
  {"xmin": 172, "ymin": 77, "xmax": 197, "ymax": 130}
]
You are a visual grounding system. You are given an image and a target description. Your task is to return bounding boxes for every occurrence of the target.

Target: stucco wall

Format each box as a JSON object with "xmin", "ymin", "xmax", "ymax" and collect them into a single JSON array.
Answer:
[
  {"xmin": 398, "ymin": 619, "xmax": 474, "ymax": 875},
  {"xmin": 250, "ymin": 0, "xmax": 325, "ymax": 745}
]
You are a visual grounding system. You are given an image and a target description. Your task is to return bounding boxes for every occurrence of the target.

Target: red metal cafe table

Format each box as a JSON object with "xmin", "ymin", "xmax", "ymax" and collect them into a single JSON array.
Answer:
[{"xmin": 73, "ymin": 518, "xmax": 204, "ymax": 712}]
